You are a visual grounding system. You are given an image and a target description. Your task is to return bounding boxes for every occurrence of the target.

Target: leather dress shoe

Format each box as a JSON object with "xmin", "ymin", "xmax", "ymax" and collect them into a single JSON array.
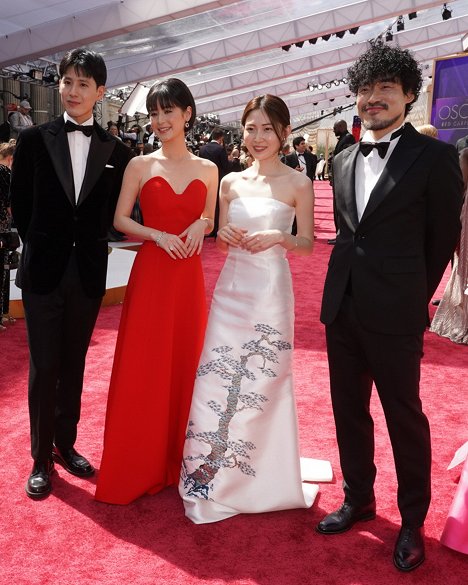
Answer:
[
  {"xmin": 393, "ymin": 527, "xmax": 425, "ymax": 572},
  {"xmin": 52, "ymin": 446, "xmax": 95, "ymax": 477},
  {"xmin": 25, "ymin": 460, "xmax": 54, "ymax": 499},
  {"xmin": 316, "ymin": 501, "xmax": 376, "ymax": 534}
]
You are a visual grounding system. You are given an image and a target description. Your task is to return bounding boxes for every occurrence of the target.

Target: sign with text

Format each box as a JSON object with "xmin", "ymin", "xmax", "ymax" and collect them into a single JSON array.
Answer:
[
  {"xmin": 430, "ymin": 54, "xmax": 468, "ymax": 145},
  {"xmin": 433, "ymin": 97, "xmax": 468, "ymax": 130}
]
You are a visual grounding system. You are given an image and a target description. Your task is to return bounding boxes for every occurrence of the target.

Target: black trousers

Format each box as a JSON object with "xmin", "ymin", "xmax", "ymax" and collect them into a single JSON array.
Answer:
[
  {"xmin": 1, "ymin": 253, "xmax": 10, "ymax": 315},
  {"xmin": 209, "ymin": 189, "xmax": 220, "ymax": 237},
  {"xmin": 325, "ymin": 294, "xmax": 431, "ymax": 528},
  {"xmin": 22, "ymin": 250, "xmax": 101, "ymax": 462}
]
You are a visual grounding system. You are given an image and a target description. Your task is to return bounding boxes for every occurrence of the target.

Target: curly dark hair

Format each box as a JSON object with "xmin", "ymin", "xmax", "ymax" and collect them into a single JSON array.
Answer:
[{"xmin": 347, "ymin": 40, "xmax": 422, "ymax": 115}]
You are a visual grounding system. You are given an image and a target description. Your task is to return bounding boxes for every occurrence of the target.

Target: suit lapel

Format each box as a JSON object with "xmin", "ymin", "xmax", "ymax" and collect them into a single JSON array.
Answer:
[
  {"xmin": 340, "ymin": 145, "xmax": 360, "ymax": 230},
  {"xmin": 40, "ymin": 118, "xmax": 75, "ymax": 207},
  {"xmin": 77, "ymin": 124, "xmax": 116, "ymax": 206},
  {"xmin": 360, "ymin": 124, "xmax": 426, "ymax": 223}
]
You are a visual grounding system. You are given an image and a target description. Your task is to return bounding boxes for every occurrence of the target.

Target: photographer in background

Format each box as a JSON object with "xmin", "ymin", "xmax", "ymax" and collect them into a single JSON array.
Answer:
[
  {"xmin": 9, "ymin": 100, "xmax": 34, "ymax": 139},
  {"xmin": 0, "ymin": 139, "xmax": 18, "ymax": 330}
]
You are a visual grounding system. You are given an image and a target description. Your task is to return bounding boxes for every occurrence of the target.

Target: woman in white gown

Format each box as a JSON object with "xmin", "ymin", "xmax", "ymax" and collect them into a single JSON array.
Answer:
[{"xmin": 179, "ymin": 95, "xmax": 332, "ymax": 524}]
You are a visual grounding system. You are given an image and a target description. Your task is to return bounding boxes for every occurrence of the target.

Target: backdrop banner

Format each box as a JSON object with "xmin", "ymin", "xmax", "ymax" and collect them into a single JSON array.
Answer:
[{"xmin": 430, "ymin": 54, "xmax": 468, "ymax": 145}]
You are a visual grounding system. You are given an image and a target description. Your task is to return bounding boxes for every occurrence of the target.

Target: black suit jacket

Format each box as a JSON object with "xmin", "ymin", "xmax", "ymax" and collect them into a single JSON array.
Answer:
[
  {"xmin": 285, "ymin": 150, "xmax": 317, "ymax": 181},
  {"xmin": 321, "ymin": 123, "xmax": 463, "ymax": 335},
  {"xmin": 11, "ymin": 117, "xmax": 131, "ymax": 298},
  {"xmin": 199, "ymin": 141, "xmax": 229, "ymax": 181},
  {"xmin": 333, "ymin": 131, "xmax": 356, "ymax": 156}
]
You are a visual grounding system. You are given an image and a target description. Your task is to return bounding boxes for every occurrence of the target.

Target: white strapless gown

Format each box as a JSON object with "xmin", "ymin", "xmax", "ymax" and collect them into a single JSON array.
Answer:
[{"xmin": 179, "ymin": 197, "xmax": 332, "ymax": 524}]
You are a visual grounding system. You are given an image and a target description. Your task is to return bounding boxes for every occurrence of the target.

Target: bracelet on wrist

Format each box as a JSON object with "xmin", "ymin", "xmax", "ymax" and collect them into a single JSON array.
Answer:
[{"xmin": 155, "ymin": 231, "xmax": 166, "ymax": 247}]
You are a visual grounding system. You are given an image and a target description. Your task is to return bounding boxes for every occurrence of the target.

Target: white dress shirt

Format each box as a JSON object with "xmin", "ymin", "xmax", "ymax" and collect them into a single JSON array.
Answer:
[
  {"xmin": 355, "ymin": 125, "xmax": 404, "ymax": 221},
  {"xmin": 297, "ymin": 152, "xmax": 306, "ymax": 172},
  {"xmin": 63, "ymin": 112, "xmax": 93, "ymax": 204}
]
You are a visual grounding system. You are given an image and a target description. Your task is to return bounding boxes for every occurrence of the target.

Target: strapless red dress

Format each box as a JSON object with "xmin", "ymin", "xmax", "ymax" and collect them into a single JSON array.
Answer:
[{"xmin": 95, "ymin": 176, "xmax": 208, "ymax": 504}]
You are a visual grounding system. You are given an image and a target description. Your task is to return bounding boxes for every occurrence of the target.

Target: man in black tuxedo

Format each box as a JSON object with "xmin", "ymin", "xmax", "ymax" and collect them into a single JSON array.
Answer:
[
  {"xmin": 333, "ymin": 120, "xmax": 356, "ymax": 156},
  {"xmin": 199, "ymin": 126, "xmax": 229, "ymax": 236},
  {"xmin": 11, "ymin": 48, "xmax": 130, "ymax": 499},
  {"xmin": 328, "ymin": 120, "xmax": 356, "ymax": 243},
  {"xmin": 316, "ymin": 42, "xmax": 463, "ymax": 571},
  {"xmin": 285, "ymin": 136, "xmax": 317, "ymax": 235},
  {"xmin": 285, "ymin": 136, "xmax": 317, "ymax": 181}
]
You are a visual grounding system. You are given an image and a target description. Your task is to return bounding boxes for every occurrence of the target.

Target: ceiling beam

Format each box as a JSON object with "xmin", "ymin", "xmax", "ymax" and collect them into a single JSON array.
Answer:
[
  {"xmin": 0, "ymin": 0, "xmax": 239, "ymax": 68},
  {"xmin": 188, "ymin": 14, "xmax": 468, "ymax": 102},
  {"xmin": 195, "ymin": 30, "xmax": 466, "ymax": 116},
  {"xmin": 104, "ymin": 0, "xmax": 444, "ymax": 88},
  {"xmin": 216, "ymin": 37, "xmax": 464, "ymax": 123}
]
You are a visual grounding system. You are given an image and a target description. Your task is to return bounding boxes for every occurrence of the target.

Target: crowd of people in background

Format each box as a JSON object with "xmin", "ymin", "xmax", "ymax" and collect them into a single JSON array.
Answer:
[
  {"xmin": 0, "ymin": 139, "xmax": 17, "ymax": 330},
  {"xmin": 0, "ymin": 40, "xmax": 467, "ymax": 574}
]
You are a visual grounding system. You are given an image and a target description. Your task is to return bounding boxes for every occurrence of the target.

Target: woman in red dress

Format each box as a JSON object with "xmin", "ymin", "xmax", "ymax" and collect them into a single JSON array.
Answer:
[{"xmin": 95, "ymin": 79, "xmax": 217, "ymax": 504}]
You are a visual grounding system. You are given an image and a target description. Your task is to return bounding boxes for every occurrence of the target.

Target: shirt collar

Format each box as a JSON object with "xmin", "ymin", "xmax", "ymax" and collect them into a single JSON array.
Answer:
[
  {"xmin": 64, "ymin": 112, "xmax": 94, "ymax": 127},
  {"xmin": 361, "ymin": 123, "xmax": 405, "ymax": 143}
]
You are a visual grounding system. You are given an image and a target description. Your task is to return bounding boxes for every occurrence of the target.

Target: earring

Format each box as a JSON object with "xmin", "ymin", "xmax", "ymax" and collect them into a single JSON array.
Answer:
[{"xmin": 185, "ymin": 122, "xmax": 190, "ymax": 129}]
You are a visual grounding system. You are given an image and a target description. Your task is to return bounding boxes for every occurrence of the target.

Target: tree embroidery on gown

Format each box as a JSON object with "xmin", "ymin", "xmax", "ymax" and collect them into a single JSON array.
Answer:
[{"xmin": 181, "ymin": 323, "xmax": 292, "ymax": 500}]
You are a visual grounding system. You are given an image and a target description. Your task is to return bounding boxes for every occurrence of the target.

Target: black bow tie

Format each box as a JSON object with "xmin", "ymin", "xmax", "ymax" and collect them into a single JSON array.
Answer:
[
  {"xmin": 359, "ymin": 126, "xmax": 405, "ymax": 159},
  {"xmin": 64, "ymin": 120, "xmax": 94, "ymax": 137},
  {"xmin": 359, "ymin": 141, "xmax": 390, "ymax": 158}
]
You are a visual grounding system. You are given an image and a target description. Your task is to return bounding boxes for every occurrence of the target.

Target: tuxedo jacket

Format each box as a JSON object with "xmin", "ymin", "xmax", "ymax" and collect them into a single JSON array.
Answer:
[
  {"xmin": 321, "ymin": 123, "xmax": 463, "ymax": 335},
  {"xmin": 199, "ymin": 141, "xmax": 229, "ymax": 181},
  {"xmin": 333, "ymin": 131, "xmax": 356, "ymax": 156},
  {"xmin": 285, "ymin": 150, "xmax": 317, "ymax": 181},
  {"xmin": 11, "ymin": 117, "xmax": 131, "ymax": 298}
]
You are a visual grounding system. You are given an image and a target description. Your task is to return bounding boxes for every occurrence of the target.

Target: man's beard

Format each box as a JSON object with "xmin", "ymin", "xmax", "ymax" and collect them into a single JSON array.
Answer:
[{"xmin": 362, "ymin": 112, "xmax": 402, "ymax": 131}]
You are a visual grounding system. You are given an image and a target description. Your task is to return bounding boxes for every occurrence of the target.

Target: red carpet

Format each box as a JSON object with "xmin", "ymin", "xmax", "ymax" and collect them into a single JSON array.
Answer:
[{"xmin": 1, "ymin": 182, "xmax": 467, "ymax": 584}]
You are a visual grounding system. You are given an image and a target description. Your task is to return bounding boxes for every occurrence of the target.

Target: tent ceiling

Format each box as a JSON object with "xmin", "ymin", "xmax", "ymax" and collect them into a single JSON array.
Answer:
[{"xmin": 1, "ymin": 0, "xmax": 467, "ymax": 126}]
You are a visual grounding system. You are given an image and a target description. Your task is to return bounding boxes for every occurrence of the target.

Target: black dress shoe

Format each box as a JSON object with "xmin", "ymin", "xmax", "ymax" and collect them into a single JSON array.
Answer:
[
  {"xmin": 52, "ymin": 446, "xmax": 95, "ymax": 477},
  {"xmin": 316, "ymin": 501, "xmax": 376, "ymax": 534},
  {"xmin": 393, "ymin": 527, "xmax": 425, "ymax": 572},
  {"xmin": 25, "ymin": 460, "xmax": 54, "ymax": 499}
]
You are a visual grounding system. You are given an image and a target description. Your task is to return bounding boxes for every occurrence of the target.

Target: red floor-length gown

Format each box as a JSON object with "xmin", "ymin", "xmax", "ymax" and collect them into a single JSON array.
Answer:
[{"xmin": 95, "ymin": 176, "xmax": 208, "ymax": 504}]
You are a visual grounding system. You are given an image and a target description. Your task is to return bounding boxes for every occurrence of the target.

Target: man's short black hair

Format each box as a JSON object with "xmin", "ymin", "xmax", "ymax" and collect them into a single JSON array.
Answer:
[
  {"xmin": 59, "ymin": 48, "xmax": 107, "ymax": 87},
  {"xmin": 292, "ymin": 136, "xmax": 305, "ymax": 149},
  {"xmin": 211, "ymin": 127, "xmax": 225, "ymax": 141},
  {"xmin": 347, "ymin": 40, "xmax": 422, "ymax": 116}
]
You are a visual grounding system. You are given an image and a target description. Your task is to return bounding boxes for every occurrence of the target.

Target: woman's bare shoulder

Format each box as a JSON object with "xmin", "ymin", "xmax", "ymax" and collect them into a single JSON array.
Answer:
[
  {"xmin": 288, "ymin": 167, "xmax": 312, "ymax": 190},
  {"xmin": 193, "ymin": 155, "xmax": 217, "ymax": 170}
]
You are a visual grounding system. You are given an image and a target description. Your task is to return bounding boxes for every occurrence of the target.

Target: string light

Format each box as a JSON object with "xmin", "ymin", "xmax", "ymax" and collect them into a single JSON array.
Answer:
[
  {"xmin": 442, "ymin": 3, "xmax": 452, "ymax": 20},
  {"xmin": 308, "ymin": 78, "xmax": 348, "ymax": 91}
]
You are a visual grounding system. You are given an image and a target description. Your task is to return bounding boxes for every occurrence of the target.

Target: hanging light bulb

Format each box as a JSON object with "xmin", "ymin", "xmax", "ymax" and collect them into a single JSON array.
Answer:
[{"xmin": 442, "ymin": 4, "xmax": 452, "ymax": 20}]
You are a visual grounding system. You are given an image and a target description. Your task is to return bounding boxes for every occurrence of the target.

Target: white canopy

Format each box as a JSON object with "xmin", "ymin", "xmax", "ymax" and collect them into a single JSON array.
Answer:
[{"xmin": 1, "ymin": 0, "xmax": 467, "ymax": 125}]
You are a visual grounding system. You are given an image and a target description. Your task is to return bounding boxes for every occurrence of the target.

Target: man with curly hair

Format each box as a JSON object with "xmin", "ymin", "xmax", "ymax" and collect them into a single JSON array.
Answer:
[{"xmin": 317, "ymin": 40, "xmax": 463, "ymax": 572}]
